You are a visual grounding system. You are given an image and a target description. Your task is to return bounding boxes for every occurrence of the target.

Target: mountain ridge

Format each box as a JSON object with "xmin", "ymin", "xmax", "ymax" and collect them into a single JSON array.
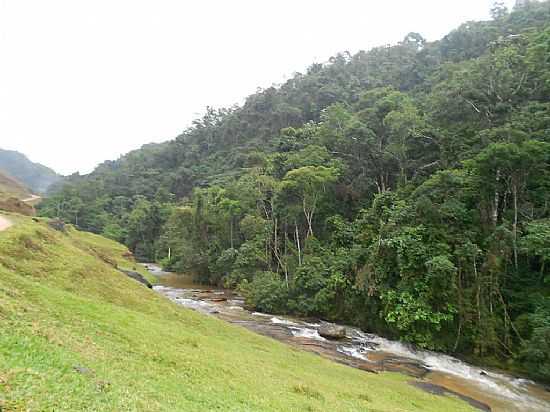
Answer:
[
  {"xmin": 0, "ymin": 148, "xmax": 60, "ymax": 194},
  {"xmin": 0, "ymin": 169, "xmax": 31, "ymax": 200}
]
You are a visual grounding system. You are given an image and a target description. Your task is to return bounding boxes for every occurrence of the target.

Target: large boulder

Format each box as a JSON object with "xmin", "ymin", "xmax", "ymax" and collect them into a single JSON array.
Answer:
[
  {"xmin": 119, "ymin": 269, "xmax": 153, "ymax": 288},
  {"xmin": 319, "ymin": 322, "xmax": 346, "ymax": 340}
]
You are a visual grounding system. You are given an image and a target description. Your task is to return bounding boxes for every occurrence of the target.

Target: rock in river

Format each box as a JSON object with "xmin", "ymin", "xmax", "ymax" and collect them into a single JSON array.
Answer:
[{"xmin": 319, "ymin": 322, "xmax": 346, "ymax": 340}]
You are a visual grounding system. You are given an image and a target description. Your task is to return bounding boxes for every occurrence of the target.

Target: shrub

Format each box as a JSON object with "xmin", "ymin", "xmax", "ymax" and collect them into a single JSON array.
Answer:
[{"xmin": 239, "ymin": 272, "xmax": 289, "ymax": 314}]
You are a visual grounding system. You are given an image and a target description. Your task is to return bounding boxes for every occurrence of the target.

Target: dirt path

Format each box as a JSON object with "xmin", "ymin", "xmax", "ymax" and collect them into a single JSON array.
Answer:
[
  {"xmin": 21, "ymin": 194, "xmax": 42, "ymax": 205},
  {"xmin": 0, "ymin": 215, "xmax": 13, "ymax": 231}
]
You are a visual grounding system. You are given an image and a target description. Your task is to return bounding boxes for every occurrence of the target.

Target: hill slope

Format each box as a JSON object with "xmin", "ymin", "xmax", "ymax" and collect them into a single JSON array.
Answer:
[
  {"xmin": 0, "ymin": 171, "xmax": 30, "ymax": 200},
  {"xmin": 0, "ymin": 149, "xmax": 60, "ymax": 194},
  {"xmin": 0, "ymin": 215, "xmax": 474, "ymax": 411}
]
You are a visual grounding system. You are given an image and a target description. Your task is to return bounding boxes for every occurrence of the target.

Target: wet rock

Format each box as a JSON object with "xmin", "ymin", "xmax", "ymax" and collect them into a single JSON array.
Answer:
[
  {"xmin": 354, "ymin": 339, "xmax": 380, "ymax": 351},
  {"xmin": 382, "ymin": 357, "xmax": 430, "ymax": 378},
  {"xmin": 119, "ymin": 269, "xmax": 153, "ymax": 288},
  {"xmin": 410, "ymin": 381, "xmax": 491, "ymax": 411},
  {"xmin": 196, "ymin": 293, "xmax": 214, "ymax": 299},
  {"xmin": 358, "ymin": 363, "xmax": 380, "ymax": 374},
  {"xmin": 319, "ymin": 322, "xmax": 346, "ymax": 340}
]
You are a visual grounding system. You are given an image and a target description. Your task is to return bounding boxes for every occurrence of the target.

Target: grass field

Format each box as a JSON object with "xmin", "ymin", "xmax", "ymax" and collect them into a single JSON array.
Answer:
[{"xmin": 0, "ymin": 214, "xmax": 476, "ymax": 411}]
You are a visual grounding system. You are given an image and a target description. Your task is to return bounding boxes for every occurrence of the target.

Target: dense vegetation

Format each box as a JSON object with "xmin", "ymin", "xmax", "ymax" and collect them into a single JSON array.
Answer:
[
  {"xmin": 40, "ymin": 2, "xmax": 550, "ymax": 381},
  {"xmin": 0, "ymin": 215, "xmax": 476, "ymax": 411},
  {"xmin": 0, "ymin": 148, "xmax": 60, "ymax": 194}
]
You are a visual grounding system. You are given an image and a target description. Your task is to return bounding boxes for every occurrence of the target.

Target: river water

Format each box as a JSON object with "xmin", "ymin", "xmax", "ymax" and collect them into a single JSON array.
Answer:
[{"xmin": 145, "ymin": 264, "xmax": 550, "ymax": 412}]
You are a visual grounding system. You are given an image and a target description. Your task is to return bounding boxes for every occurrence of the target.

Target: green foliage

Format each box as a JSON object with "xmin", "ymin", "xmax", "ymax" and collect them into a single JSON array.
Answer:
[
  {"xmin": 37, "ymin": 2, "xmax": 550, "ymax": 381},
  {"xmin": 239, "ymin": 272, "xmax": 289, "ymax": 314},
  {"xmin": 382, "ymin": 289, "xmax": 456, "ymax": 350},
  {"xmin": 521, "ymin": 297, "xmax": 550, "ymax": 380}
]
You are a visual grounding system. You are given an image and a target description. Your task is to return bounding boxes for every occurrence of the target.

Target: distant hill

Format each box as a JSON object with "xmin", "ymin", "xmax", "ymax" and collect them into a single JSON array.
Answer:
[
  {"xmin": 0, "ymin": 169, "xmax": 31, "ymax": 200},
  {"xmin": 0, "ymin": 170, "xmax": 36, "ymax": 215},
  {"xmin": 0, "ymin": 149, "xmax": 60, "ymax": 194}
]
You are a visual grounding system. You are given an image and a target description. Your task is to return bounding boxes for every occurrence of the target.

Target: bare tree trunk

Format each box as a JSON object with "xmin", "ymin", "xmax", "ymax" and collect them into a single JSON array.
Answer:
[
  {"xmin": 303, "ymin": 196, "xmax": 315, "ymax": 238},
  {"xmin": 295, "ymin": 221, "xmax": 302, "ymax": 266},
  {"xmin": 474, "ymin": 252, "xmax": 481, "ymax": 325},
  {"xmin": 379, "ymin": 174, "xmax": 386, "ymax": 193},
  {"xmin": 273, "ymin": 217, "xmax": 279, "ymax": 273},
  {"xmin": 512, "ymin": 181, "xmax": 518, "ymax": 271},
  {"xmin": 454, "ymin": 264, "xmax": 463, "ymax": 351},
  {"xmin": 492, "ymin": 169, "xmax": 500, "ymax": 227},
  {"xmin": 230, "ymin": 216, "xmax": 234, "ymax": 249},
  {"xmin": 272, "ymin": 218, "xmax": 288, "ymax": 286}
]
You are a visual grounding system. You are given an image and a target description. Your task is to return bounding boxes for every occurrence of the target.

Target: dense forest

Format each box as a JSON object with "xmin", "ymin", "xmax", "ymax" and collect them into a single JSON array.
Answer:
[{"xmin": 40, "ymin": 1, "xmax": 550, "ymax": 381}]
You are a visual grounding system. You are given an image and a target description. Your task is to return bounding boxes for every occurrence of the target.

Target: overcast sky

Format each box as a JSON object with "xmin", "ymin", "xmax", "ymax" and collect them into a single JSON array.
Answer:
[{"xmin": 1, "ymin": 0, "xmax": 516, "ymax": 175}]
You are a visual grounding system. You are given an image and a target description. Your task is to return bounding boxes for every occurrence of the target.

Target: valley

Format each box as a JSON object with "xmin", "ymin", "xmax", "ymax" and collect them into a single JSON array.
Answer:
[
  {"xmin": 2, "ymin": 2, "xmax": 550, "ymax": 410},
  {"xmin": 0, "ymin": 215, "xmax": 478, "ymax": 411}
]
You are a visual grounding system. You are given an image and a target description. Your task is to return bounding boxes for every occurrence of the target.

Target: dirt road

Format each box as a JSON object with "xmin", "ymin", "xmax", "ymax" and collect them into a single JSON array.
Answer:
[{"xmin": 21, "ymin": 194, "xmax": 42, "ymax": 205}]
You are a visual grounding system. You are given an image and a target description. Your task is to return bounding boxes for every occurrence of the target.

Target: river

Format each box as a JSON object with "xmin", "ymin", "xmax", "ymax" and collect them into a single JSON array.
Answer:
[{"xmin": 145, "ymin": 264, "xmax": 550, "ymax": 412}]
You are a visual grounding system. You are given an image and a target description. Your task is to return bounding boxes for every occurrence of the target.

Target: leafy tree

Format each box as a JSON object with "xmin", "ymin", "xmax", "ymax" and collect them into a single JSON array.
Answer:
[{"xmin": 280, "ymin": 166, "xmax": 339, "ymax": 238}]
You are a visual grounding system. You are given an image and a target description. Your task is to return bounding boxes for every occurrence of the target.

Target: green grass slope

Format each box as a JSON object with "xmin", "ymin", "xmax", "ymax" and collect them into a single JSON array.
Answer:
[{"xmin": 0, "ymin": 215, "xmax": 475, "ymax": 412}]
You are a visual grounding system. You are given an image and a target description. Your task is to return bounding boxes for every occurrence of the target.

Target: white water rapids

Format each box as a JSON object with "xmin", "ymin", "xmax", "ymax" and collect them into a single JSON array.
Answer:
[{"xmin": 147, "ymin": 264, "xmax": 550, "ymax": 412}]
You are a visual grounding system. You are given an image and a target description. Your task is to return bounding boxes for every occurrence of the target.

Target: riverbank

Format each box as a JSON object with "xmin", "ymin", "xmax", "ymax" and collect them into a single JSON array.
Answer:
[
  {"xmin": 149, "ymin": 265, "xmax": 550, "ymax": 412},
  {"xmin": 0, "ymin": 216, "xmax": 477, "ymax": 411}
]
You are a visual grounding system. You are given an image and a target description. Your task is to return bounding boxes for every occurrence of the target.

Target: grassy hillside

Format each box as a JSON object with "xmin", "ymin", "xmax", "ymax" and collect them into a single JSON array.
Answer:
[
  {"xmin": 0, "ymin": 215, "xmax": 475, "ymax": 411},
  {"xmin": 0, "ymin": 171, "xmax": 30, "ymax": 201}
]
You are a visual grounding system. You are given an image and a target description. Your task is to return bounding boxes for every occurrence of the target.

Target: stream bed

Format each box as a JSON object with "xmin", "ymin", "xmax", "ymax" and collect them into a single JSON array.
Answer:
[{"xmin": 145, "ymin": 264, "xmax": 550, "ymax": 412}]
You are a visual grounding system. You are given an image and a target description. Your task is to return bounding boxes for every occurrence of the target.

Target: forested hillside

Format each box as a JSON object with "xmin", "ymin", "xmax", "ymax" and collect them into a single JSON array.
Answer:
[
  {"xmin": 40, "ymin": 1, "xmax": 550, "ymax": 381},
  {"xmin": 0, "ymin": 149, "xmax": 60, "ymax": 194}
]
